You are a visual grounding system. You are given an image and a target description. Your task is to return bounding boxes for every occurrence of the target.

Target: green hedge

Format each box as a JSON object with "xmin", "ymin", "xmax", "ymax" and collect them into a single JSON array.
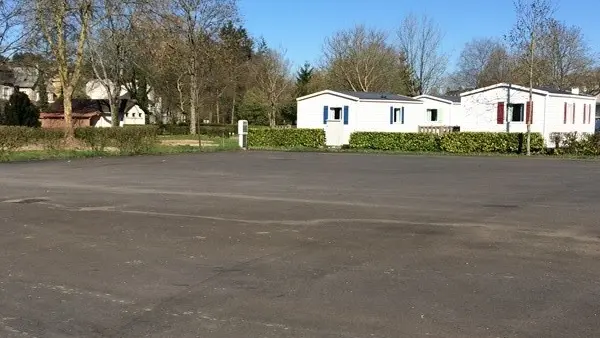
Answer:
[
  {"xmin": 248, "ymin": 128, "xmax": 325, "ymax": 148},
  {"xmin": 439, "ymin": 132, "xmax": 544, "ymax": 153},
  {"xmin": 550, "ymin": 132, "xmax": 600, "ymax": 156},
  {"xmin": 0, "ymin": 126, "xmax": 159, "ymax": 158},
  {"xmin": 349, "ymin": 132, "xmax": 440, "ymax": 151},
  {"xmin": 0, "ymin": 126, "xmax": 33, "ymax": 157},
  {"xmin": 159, "ymin": 123, "xmax": 236, "ymax": 137},
  {"xmin": 349, "ymin": 131, "xmax": 544, "ymax": 154},
  {"xmin": 75, "ymin": 126, "xmax": 158, "ymax": 155}
]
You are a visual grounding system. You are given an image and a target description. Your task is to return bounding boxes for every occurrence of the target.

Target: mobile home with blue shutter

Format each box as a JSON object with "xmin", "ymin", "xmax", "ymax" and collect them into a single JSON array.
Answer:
[{"xmin": 296, "ymin": 90, "xmax": 424, "ymax": 146}]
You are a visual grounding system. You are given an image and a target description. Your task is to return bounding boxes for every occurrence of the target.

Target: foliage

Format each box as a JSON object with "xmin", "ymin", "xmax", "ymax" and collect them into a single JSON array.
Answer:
[
  {"xmin": 75, "ymin": 127, "xmax": 113, "ymax": 151},
  {"xmin": 397, "ymin": 14, "xmax": 448, "ymax": 95},
  {"xmin": 2, "ymin": 91, "xmax": 41, "ymax": 127},
  {"xmin": 159, "ymin": 123, "xmax": 236, "ymax": 137},
  {"xmin": 323, "ymin": 24, "xmax": 413, "ymax": 94},
  {"xmin": 349, "ymin": 132, "xmax": 440, "ymax": 151},
  {"xmin": 550, "ymin": 132, "xmax": 600, "ymax": 156},
  {"xmin": 349, "ymin": 131, "xmax": 544, "ymax": 154},
  {"xmin": 110, "ymin": 126, "xmax": 159, "ymax": 155},
  {"xmin": 295, "ymin": 62, "xmax": 314, "ymax": 98},
  {"xmin": 0, "ymin": 126, "xmax": 33, "ymax": 158},
  {"xmin": 438, "ymin": 132, "xmax": 543, "ymax": 153},
  {"xmin": 34, "ymin": 128, "xmax": 65, "ymax": 152},
  {"xmin": 248, "ymin": 128, "xmax": 325, "ymax": 148}
]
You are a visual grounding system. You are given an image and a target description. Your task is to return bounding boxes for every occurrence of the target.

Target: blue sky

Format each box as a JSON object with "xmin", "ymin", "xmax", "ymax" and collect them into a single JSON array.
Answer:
[{"xmin": 238, "ymin": 0, "xmax": 599, "ymax": 72}]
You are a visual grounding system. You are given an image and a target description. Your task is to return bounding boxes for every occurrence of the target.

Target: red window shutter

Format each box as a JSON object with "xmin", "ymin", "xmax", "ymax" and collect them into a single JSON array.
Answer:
[
  {"xmin": 497, "ymin": 102, "xmax": 505, "ymax": 124},
  {"xmin": 573, "ymin": 103, "xmax": 576, "ymax": 124},
  {"xmin": 584, "ymin": 104, "xmax": 587, "ymax": 124},
  {"xmin": 564, "ymin": 102, "xmax": 567, "ymax": 124}
]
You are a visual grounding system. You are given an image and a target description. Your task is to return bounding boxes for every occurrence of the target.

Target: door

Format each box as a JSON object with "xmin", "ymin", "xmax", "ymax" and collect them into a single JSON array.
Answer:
[{"xmin": 325, "ymin": 120, "xmax": 344, "ymax": 146}]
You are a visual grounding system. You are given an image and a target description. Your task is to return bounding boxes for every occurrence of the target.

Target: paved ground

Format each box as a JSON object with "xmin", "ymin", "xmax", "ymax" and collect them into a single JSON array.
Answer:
[{"xmin": 1, "ymin": 152, "xmax": 600, "ymax": 338}]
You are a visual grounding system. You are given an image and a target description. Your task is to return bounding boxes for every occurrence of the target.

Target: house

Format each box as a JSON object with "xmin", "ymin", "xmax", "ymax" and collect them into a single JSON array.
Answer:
[
  {"xmin": 460, "ymin": 83, "xmax": 597, "ymax": 145},
  {"xmin": 39, "ymin": 98, "xmax": 141, "ymax": 128},
  {"xmin": 296, "ymin": 90, "xmax": 423, "ymax": 146},
  {"xmin": 0, "ymin": 67, "xmax": 57, "ymax": 103},
  {"xmin": 414, "ymin": 94, "xmax": 463, "ymax": 127},
  {"xmin": 84, "ymin": 79, "xmax": 166, "ymax": 124}
]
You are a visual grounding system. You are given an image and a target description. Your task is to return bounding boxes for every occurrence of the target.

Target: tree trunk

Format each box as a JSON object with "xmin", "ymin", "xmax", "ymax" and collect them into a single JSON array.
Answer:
[
  {"xmin": 63, "ymin": 87, "xmax": 75, "ymax": 139},
  {"xmin": 216, "ymin": 98, "xmax": 220, "ymax": 124},
  {"xmin": 269, "ymin": 104, "xmax": 276, "ymax": 127},
  {"xmin": 230, "ymin": 94, "xmax": 236, "ymax": 125},
  {"xmin": 110, "ymin": 99, "xmax": 120, "ymax": 127},
  {"xmin": 189, "ymin": 73, "xmax": 197, "ymax": 134}
]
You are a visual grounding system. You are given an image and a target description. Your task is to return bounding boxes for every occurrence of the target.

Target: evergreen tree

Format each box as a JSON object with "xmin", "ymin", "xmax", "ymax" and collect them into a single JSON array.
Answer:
[
  {"xmin": 36, "ymin": 70, "xmax": 49, "ymax": 111},
  {"xmin": 295, "ymin": 62, "xmax": 314, "ymax": 97},
  {"xmin": 3, "ymin": 89, "xmax": 41, "ymax": 127}
]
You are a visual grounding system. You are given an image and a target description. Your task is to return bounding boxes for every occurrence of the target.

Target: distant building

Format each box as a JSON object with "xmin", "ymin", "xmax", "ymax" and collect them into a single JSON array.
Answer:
[
  {"xmin": 39, "ymin": 98, "xmax": 143, "ymax": 129},
  {"xmin": 0, "ymin": 66, "xmax": 56, "ymax": 103}
]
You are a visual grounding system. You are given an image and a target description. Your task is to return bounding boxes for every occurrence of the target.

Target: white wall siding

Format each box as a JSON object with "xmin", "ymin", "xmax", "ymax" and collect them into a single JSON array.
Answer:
[
  {"xmin": 461, "ymin": 86, "xmax": 596, "ymax": 146},
  {"xmin": 124, "ymin": 105, "xmax": 146, "ymax": 125},
  {"xmin": 416, "ymin": 97, "xmax": 460, "ymax": 126},
  {"xmin": 354, "ymin": 101, "xmax": 424, "ymax": 133},
  {"xmin": 461, "ymin": 87, "xmax": 546, "ymax": 134},
  {"xmin": 296, "ymin": 93, "xmax": 357, "ymax": 129},
  {"xmin": 544, "ymin": 95, "xmax": 596, "ymax": 143}
]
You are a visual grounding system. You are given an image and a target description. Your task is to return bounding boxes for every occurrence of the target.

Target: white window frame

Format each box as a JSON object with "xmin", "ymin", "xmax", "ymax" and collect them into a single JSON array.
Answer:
[
  {"xmin": 427, "ymin": 109, "xmax": 439, "ymax": 122},
  {"xmin": 393, "ymin": 107, "xmax": 403, "ymax": 124},
  {"xmin": 508, "ymin": 103, "xmax": 525, "ymax": 123},
  {"xmin": 329, "ymin": 107, "xmax": 342, "ymax": 121}
]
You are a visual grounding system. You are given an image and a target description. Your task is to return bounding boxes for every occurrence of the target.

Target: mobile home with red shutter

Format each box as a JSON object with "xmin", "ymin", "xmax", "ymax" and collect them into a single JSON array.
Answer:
[
  {"xmin": 460, "ymin": 83, "xmax": 596, "ymax": 147},
  {"xmin": 296, "ymin": 90, "xmax": 423, "ymax": 146}
]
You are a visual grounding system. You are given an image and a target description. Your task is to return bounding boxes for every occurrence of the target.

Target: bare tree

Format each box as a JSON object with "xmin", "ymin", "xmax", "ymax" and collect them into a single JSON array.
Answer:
[
  {"xmin": 88, "ymin": 0, "xmax": 139, "ymax": 127},
  {"xmin": 159, "ymin": 0, "xmax": 237, "ymax": 134},
  {"xmin": 31, "ymin": 0, "xmax": 93, "ymax": 139},
  {"xmin": 322, "ymin": 25, "xmax": 410, "ymax": 93},
  {"xmin": 509, "ymin": 0, "xmax": 554, "ymax": 155},
  {"xmin": 396, "ymin": 13, "xmax": 448, "ymax": 95},
  {"xmin": 539, "ymin": 18, "xmax": 593, "ymax": 89},
  {"xmin": 0, "ymin": 0, "xmax": 25, "ymax": 57},
  {"xmin": 251, "ymin": 48, "xmax": 291, "ymax": 127},
  {"xmin": 452, "ymin": 38, "xmax": 512, "ymax": 88}
]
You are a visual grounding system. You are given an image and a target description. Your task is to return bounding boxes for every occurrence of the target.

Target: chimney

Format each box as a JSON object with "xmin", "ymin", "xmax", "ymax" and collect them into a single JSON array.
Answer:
[{"xmin": 571, "ymin": 87, "xmax": 580, "ymax": 95}]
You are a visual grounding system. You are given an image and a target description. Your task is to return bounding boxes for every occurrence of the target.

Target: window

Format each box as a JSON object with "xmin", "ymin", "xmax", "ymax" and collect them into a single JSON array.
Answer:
[
  {"xmin": 427, "ymin": 109, "xmax": 438, "ymax": 122},
  {"xmin": 329, "ymin": 107, "xmax": 342, "ymax": 120},
  {"xmin": 139, "ymin": 113, "xmax": 142, "ymax": 118},
  {"xmin": 393, "ymin": 108, "xmax": 403, "ymax": 124},
  {"xmin": 2, "ymin": 87, "xmax": 9, "ymax": 100},
  {"xmin": 508, "ymin": 103, "xmax": 524, "ymax": 122}
]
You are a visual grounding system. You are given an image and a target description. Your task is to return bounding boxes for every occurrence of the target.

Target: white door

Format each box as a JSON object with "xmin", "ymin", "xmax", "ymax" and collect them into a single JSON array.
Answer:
[{"xmin": 325, "ymin": 120, "xmax": 344, "ymax": 146}]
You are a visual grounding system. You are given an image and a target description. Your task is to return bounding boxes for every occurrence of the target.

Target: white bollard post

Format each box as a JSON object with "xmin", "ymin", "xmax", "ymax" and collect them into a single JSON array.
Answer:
[{"xmin": 238, "ymin": 120, "xmax": 248, "ymax": 149}]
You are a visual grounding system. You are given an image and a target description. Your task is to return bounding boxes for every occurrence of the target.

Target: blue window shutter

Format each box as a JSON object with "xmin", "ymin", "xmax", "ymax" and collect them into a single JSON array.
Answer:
[
  {"xmin": 323, "ymin": 106, "xmax": 328, "ymax": 124},
  {"xmin": 401, "ymin": 107, "xmax": 405, "ymax": 124},
  {"xmin": 390, "ymin": 106, "xmax": 393, "ymax": 124},
  {"xmin": 343, "ymin": 105, "xmax": 349, "ymax": 125}
]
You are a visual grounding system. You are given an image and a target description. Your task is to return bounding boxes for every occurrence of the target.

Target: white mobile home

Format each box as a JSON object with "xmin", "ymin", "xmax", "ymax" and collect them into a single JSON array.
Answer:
[
  {"xmin": 460, "ymin": 83, "xmax": 596, "ymax": 145},
  {"xmin": 414, "ymin": 94, "xmax": 463, "ymax": 127},
  {"xmin": 296, "ymin": 90, "xmax": 423, "ymax": 146}
]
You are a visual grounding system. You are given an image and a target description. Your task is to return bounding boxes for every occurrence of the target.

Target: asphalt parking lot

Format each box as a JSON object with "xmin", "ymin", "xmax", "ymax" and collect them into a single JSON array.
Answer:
[{"xmin": 1, "ymin": 151, "xmax": 600, "ymax": 338}]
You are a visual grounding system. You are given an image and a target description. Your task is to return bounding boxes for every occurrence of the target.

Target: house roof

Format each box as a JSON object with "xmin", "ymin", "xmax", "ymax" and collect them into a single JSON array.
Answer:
[
  {"xmin": 415, "ymin": 94, "xmax": 461, "ymax": 104},
  {"xmin": 12, "ymin": 67, "xmax": 38, "ymax": 88},
  {"xmin": 45, "ymin": 98, "xmax": 137, "ymax": 116},
  {"xmin": 461, "ymin": 83, "xmax": 595, "ymax": 99},
  {"xmin": 337, "ymin": 91, "xmax": 420, "ymax": 102},
  {"xmin": 47, "ymin": 99, "xmax": 107, "ymax": 115},
  {"xmin": 296, "ymin": 90, "xmax": 421, "ymax": 103}
]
